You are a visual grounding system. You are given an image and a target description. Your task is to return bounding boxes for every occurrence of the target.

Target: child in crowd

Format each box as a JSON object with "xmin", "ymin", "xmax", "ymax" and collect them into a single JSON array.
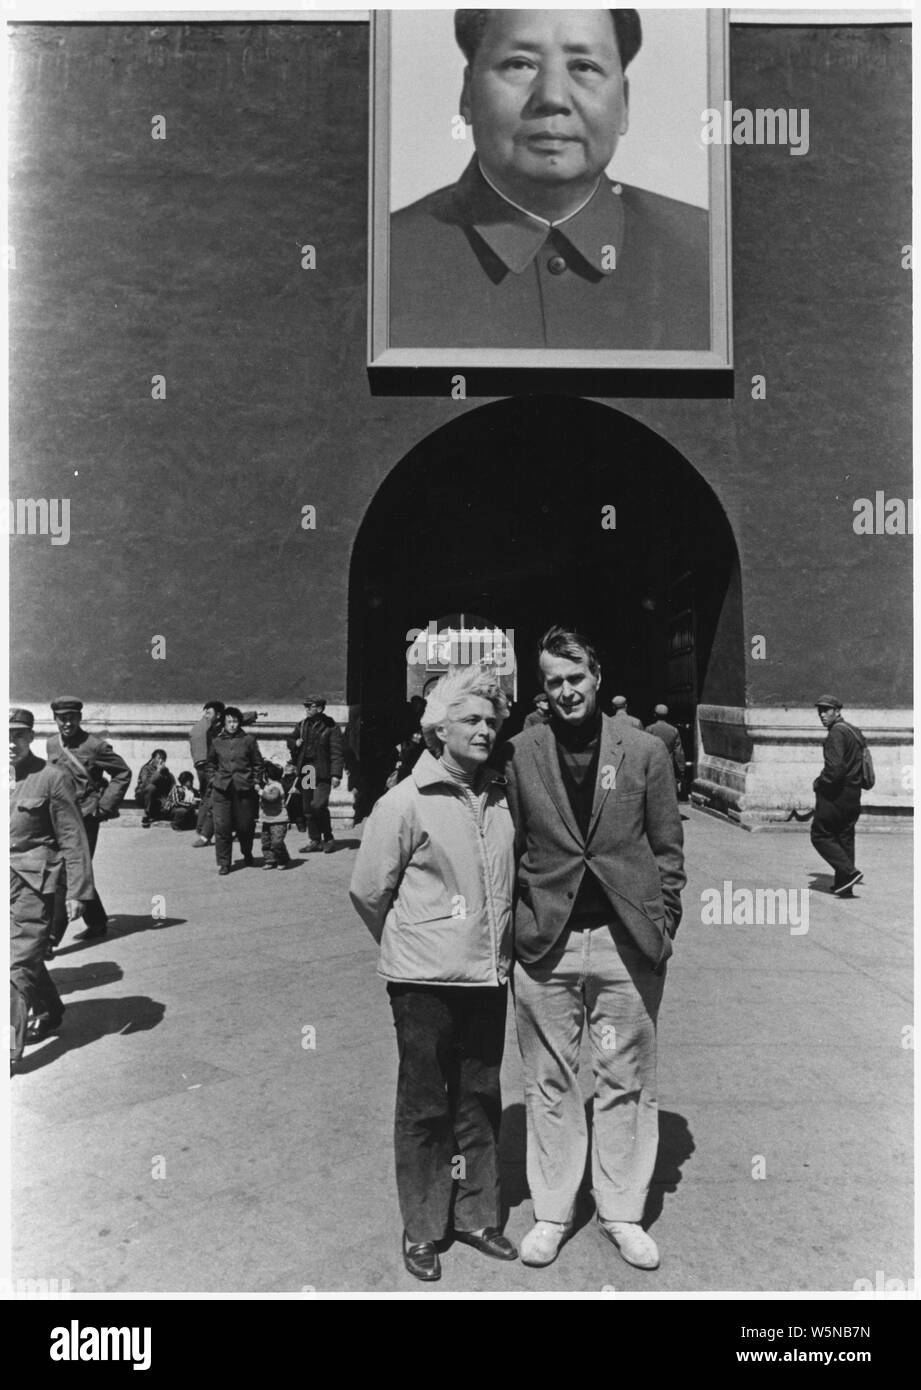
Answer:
[
  {"xmin": 260, "ymin": 762, "xmax": 291, "ymax": 870},
  {"xmin": 167, "ymin": 771, "xmax": 200, "ymax": 831}
]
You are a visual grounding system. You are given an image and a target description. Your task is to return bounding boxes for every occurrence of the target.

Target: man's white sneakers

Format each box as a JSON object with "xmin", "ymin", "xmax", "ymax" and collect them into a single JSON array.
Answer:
[
  {"xmin": 598, "ymin": 1219, "xmax": 660, "ymax": 1269},
  {"xmin": 520, "ymin": 1218, "xmax": 659, "ymax": 1270},
  {"xmin": 519, "ymin": 1221, "xmax": 572, "ymax": 1267}
]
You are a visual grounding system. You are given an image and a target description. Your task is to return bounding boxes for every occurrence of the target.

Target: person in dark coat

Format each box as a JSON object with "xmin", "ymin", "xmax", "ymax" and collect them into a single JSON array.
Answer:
[
  {"xmin": 134, "ymin": 749, "xmax": 176, "ymax": 826},
  {"xmin": 287, "ymin": 697, "xmax": 344, "ymax": 854},
  {"xmin": 10, "ymin": 708, "xmax": 94, "ymax": 1066},
  {"xmin": 189, "ymin": 700, "xmax": 225, "ymax": 847},
  {"xmin": 811, "ymin": 695, "xmax": 866, "ymax": 896},
  {"xmin": 389, "ymin": 10, "xmax": 709, "ymax": 352},
  {"xmin": 45, "ymin": 696, "xmax": 131, "ymax": 942},
  {"xmin": 207, "ymin": 707, "xmax": 264, "ymax": 874},
  {"xmin": 645, "ymin": 704, "xmax": 686, "ymax": 793}
]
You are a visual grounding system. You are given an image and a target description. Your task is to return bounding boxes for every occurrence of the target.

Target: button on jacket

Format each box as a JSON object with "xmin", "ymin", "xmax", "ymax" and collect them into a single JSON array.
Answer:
[
  {"xmin": 390, "ymin": 159, "xmax": 710, "ymax": 351},
  {"xmin": 207, "ymin": 729, "xmax": 264, "ymax": 792},
  {"xmin": 349, "ymin": 749, "xmax": 515, "ymax": 987},
  {"xmin": 10, "ymin": 752, "xmax": 94, "ymax": 900},
  {"xmin": 45, "ymin": 730, "xmax": 131, "ymax": 819},
  {"xmin": 502, "ymin": 716, "xmax": 685, "ymax": 969}
]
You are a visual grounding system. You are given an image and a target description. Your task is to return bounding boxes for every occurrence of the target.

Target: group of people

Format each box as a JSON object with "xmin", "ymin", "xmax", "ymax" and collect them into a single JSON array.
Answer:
[
  {"xmin": 350, "ymin": 626, "xmax": 686, "ymax": 1280},
  {"xmin": 11, "ymin": 662, "xmax": 870, "ymax": 1214},
  {"xmin": 134, "ymin": 750, "xmax": 199, "ymax": 830},
  {"xmin": 187, "ymin": 697, "xmax": 345, "ymax": 873},
  {"xmin": 8, "ymin": 691, "xmax": 350, "ymax": 1068},
  {"xmin": 349, "ymin": 626, "xmax": 872, "ymax": 1282}
]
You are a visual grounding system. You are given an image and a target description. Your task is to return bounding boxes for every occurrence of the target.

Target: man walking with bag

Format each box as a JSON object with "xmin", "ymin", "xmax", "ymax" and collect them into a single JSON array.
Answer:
[{"xmin": 811, "ymin": 695, "xmax": 869, "ymax": 897}]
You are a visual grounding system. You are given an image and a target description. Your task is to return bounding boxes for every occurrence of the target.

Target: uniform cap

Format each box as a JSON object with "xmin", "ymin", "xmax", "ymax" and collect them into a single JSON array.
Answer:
[
  {"xmin": 815, "ymin": 694, "xmax": 843, "ymax": 710},
  {"xmin": 51, "ymin": 697, "xmax": 83, "ymax": 714},
  {"xmin": 303, "ymin": 696, "xmax": 326, "ymax": 708},
  {"xmin": 654, "ymin": 704, "xmax": 669, "ymax": 717},
  {"xmin": 612, "ymin": 695, "xmax": 628, "ymax": 709},
  {"xmin": 9, "ymin": 707, "xmax": 34, "ymax": 730}
]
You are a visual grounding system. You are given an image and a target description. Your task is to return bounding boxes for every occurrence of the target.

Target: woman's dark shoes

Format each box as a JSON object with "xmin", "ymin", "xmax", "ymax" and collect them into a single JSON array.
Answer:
[
  {"xmin": 402, "ymin": 1232, "xmax": 441, "ymax": 1282},
  {"xmin": 453, "ymin": 1227, "xmax": 518, "ymax": 1261}
]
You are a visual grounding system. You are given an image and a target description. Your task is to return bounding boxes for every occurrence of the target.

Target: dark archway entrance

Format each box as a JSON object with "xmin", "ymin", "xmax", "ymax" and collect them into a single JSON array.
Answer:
[{"xmin": 348, "ymin": 397, "xmax": 743, "ymax": 801}]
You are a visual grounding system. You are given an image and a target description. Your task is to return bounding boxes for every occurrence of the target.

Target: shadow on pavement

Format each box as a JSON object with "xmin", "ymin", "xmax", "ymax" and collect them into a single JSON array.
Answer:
[
  {"xmin": 53, "ymin": 915, "xmax": 187, "ymax": 955},
  {"xmin": 646, "ymin": 1110, "xmax": 695, "ymax": 1227},
  {"xmin": 15, "ymin": 995, "xmax": 167, "ymax": 1075},
  {"xmin": 499, "ymin": 1101, "xmax": 694, "ymax": 1232},
  {"xmin": 50, "ymin": 961, "xmax": 125, "ymax": 994}
]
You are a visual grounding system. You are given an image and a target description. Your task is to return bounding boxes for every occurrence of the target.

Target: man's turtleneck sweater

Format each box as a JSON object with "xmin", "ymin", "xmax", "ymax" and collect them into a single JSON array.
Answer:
[{"xmin": 551, "ymin": 709, "xmax": 615, "ymax": 929}]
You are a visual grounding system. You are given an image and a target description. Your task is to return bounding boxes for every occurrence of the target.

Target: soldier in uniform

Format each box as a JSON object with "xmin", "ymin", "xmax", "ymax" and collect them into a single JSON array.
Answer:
[
  {"xmin": 10, "ymin": 708, "xmax": 94, "ymax": 1067},
  {"xmin": 645, "ymin": 703, "xmax": 686, "ymax": 794},
  {"xmin": 390, "ymin": 9, "xmax": 709, "ymax": 351},
  {"xmin": 45, "ymin": 696, "xmax": 131, "ymax": 942}
]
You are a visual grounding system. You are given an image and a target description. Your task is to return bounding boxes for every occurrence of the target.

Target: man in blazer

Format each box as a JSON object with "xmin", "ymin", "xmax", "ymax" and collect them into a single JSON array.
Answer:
[{"xmin": 501, "ymin": 625, "xmax": 685, "ymax": 1270}]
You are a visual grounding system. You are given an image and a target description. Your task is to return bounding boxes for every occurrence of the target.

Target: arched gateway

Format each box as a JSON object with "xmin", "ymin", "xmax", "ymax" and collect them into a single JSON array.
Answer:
[{"xmin": 348, "ymin": 397, "xmax": 743, "ymax": 806}]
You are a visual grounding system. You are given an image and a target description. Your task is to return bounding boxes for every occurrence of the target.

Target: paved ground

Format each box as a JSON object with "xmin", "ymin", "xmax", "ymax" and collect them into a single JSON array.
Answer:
[{"xmin": 9, "ymin": 811, "xmax": 913, "ymax": 1295}]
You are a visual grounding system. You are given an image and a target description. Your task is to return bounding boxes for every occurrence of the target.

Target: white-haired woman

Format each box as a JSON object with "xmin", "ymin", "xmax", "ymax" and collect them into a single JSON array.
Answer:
[{"xmin": 349, "ymin": 665, "xmax": 518, "ymax": 1282}]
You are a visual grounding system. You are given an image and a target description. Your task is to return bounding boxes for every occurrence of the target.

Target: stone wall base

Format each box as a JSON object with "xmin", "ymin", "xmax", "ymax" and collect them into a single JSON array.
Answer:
[{"xmin": 695, "ymin": 705, "xmax": 913, "ymax": 832}]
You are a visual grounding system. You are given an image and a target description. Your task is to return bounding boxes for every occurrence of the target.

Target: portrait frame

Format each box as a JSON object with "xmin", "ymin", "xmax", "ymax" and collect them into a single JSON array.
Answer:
[{"xmin": 368, "ymin": 8, "xmax": 732, "ymax": 373}]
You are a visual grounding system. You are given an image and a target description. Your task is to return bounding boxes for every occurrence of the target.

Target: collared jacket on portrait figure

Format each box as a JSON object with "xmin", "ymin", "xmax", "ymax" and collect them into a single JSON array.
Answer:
[
  {"xmin": 502, "ymin": 715, "xmax": 685, "ymax": 969},
  {"xmin": 349, "ymin": 749, "xmax": 515, "ymax": 987},
  {"xmin": 390, "ymin": 159, "xmax": 709, "ymax": 351}
]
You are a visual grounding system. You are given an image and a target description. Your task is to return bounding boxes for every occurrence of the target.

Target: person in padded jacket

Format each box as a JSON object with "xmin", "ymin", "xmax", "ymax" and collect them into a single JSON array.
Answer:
[
  {"xmin": 207, "ymin": 707, "xmax": 264, "ymax": 874},
  {"xmin": 349, "ymin": 665, "xmax": 518, "ymax": 1283}
]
